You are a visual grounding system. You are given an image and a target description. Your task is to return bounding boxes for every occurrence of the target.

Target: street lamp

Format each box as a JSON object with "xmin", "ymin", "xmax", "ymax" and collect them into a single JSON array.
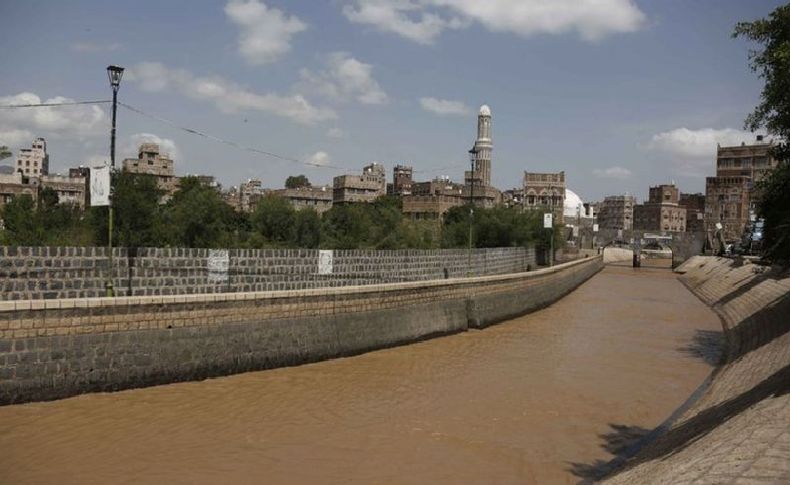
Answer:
[
  {"xmin": 106, "ymin": 65, "xmax": 124, "ymax": 297},
  {"xmin": 467, "ymin": 147, "xmax": 477, "ymax": 274}
]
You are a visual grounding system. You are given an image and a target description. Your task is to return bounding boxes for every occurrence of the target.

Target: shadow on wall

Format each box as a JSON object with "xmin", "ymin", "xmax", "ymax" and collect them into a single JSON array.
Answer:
[
  {"xmin": 676, "ymin": 329, "xmax": 725, "ymax": 366},
  {"xmin": 567, "ymin": 424, "xmax": 652, "ymax": 483}
]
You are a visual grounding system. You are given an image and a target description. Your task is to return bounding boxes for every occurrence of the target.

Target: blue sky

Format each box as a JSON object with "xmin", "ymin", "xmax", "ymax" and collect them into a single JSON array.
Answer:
[{"xmin": 0, "ymin": 0, "xmax": 783, "ymax": 202}]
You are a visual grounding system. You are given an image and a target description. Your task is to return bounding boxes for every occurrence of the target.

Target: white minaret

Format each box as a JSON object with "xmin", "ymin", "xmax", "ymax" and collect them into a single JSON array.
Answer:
[{"xmin": 474, "ymin": 104, "xmax": 492, "ymax": 186}]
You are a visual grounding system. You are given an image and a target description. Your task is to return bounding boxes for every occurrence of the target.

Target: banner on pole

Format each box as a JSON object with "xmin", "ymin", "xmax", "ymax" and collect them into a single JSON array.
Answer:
[
  {"xmin": 543, "ymin": 213, "xmax": 553, "ymax": 229},
  {"xmin": 90, "ymin": 165, "xmax": 110, "ymax": 207}
]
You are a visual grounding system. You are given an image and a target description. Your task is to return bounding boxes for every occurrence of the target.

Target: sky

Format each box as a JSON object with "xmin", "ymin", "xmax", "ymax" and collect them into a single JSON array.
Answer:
[{"xmin": 0, "ymin": 0, "xmax": 783, "ymax": 202}]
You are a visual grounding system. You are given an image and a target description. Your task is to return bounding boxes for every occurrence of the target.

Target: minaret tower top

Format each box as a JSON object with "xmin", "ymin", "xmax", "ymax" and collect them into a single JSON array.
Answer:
[{"xmin": 474, "ymin": 104, "xmax": 492, "ymax": 186}]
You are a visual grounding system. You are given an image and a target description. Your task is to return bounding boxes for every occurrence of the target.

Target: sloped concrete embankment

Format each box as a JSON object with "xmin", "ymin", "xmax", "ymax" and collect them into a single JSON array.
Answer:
[
  {"xmin": 604, "ymin": 256, "xmax": 790, "ymax": 484},
  {"xmin": 0, "ymin": 257, "xmax": 602, "ymax": 405}
]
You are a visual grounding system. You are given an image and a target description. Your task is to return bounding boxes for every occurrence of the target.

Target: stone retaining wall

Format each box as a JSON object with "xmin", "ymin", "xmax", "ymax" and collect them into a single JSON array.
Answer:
[
  {"xmin": 0, "ymin": 246, "xmax": 536, "ymax": 300},
  {"xmin": 0, "ymin": 255, "xmax": 601, "ymax": 405},
  {"xmin": 605, "ymin": 256, "xmax": 790, "ymax": 483}
]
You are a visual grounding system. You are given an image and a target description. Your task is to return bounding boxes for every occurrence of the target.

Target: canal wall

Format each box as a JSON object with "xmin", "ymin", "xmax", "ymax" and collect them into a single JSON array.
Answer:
[
  {"xmin": 0, "ymin": 256, "xmax": 602, "ymax": 405},
  {"xmin": 605, "ymin": 256, "xmax": 790, "ymax": 483},
  {"xmin": 0, "ymin": 246, "xmax": 536, "ymax": 301}
]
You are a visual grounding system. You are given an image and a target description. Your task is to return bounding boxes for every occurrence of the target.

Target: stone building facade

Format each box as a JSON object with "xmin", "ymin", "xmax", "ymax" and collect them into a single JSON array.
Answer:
[
  {"xmin": 0, "ymin": 173, "xmax": 37, "ymax": 209},
  {"xmin": 597, "ymin": 194, "xmax": 635, "ymax": 231},
  {"xmin": 39, "ymin": 174, "xmax": 86, "ymax": 207},
  {"xmin": 388, "ymin": 165, "xmax": 413, "ymax": 196},
  {"xmin": 15, "ymin": 138, "xmax": 49, "ymax": 176},
  {"xmin": 523, "ymin": 171, "xmax": 566, "ymax": 223},
  {"xmin": 122, "ymin": 143, "xmax": 179, "ymax": 198},
  {"xmin": 402, "ymin": 177, "xmax": 464, "ymax": 220},
  {"xmin": 705, "ymin": 175, "xmax": 750, "ymax": 241},
  {"xmin": 333, "ymin": 163, "xmax": 386, "ymax": 204},
  {"xmin": 633, "ymin": 184, "xmax": 686, "ymax": 233},
  {"xmin": 271, "ymin": 186, "xmax": 333, "ymax": 214},
  {"xmin": 679, "ymin": 192, "xmax": 705, "ymax": 233},
  {"xmin": 705, "ymin": 136, "xmax": 779, "ymax": 241}
]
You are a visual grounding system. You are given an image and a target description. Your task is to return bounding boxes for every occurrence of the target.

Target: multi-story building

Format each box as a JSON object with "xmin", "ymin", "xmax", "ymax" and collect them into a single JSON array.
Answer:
[
  {"xmin": 402, "ymin": 177, "xmax": 465, "ymax": 220},
  {"xmin": 122, "ymin": 143, "xmax": 179, "ymax": 197},
  {"xmin": 333, "ymin": 163, "xmax": 386, "ymax": 204},
  {"xmin": 388, "ymin": 165, "xmax": 413, "ymax": 196},
  {"xmin": 705, "ymin": 176, "xmax": 751, "ymax": 241},
  {"xmin": 0, "ymin": 173, "xmax": 37, "ymax": 209},
  {"xmin": 15, "ymin": 138, "xmax": 49, "ymax": 176},
  {"xmin": 238, "ymin": 178, "xmax": 265, "ymax": 212},
  {"xmin": 633, "ymin": 184, "xmax": 687, "ymax": 232},
  {"xmin": 597, "ymin": 194, "xmax": 636, "ymax": 231},
  {"xmin": 0, "ymin": 171, "xmax": 86, "ymax": 210},
  {"xmin": 679, "ymin": 192, "xmax": 705, "ymax": 233},
  {"xmin": 522, "ymin": 171, "xmax": 566, "ymax": 223},
  {"xmin": 271, "ymin": 186, "xmax": 333, "ymax": 214},
  {"xmin": 705, "ymin": 136, "xmax": 779, "ymax": 241},
  {"xmin": 39, "ymin": 174, "xmax": 86, "ymax": 207}
]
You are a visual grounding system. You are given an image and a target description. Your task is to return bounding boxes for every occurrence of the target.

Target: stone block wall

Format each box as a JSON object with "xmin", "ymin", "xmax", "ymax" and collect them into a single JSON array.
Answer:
[
  {"xmin": 0, "ymin": 255, "xmax": 601, "ymax": 404},
  {"xmin": 0, "ymin": 246, "xmax": 536, "ymax": 300}
]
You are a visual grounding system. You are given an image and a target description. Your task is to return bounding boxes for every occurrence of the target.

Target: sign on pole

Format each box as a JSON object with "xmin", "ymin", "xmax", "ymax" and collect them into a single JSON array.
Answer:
[
  {"xmin": 593, "ymin": 223, "xmax": 599, "ymax": 233},
  {"xmin": 318, "ymin": 250, "xmax": 333, "ymax": 275},
  {"xmin": 90, "ymin": 165, "xmax": 110, "ymax": 207},
  {"xmin": 543, "ymin": 213, "xmax": 553, "ymax": 229}
]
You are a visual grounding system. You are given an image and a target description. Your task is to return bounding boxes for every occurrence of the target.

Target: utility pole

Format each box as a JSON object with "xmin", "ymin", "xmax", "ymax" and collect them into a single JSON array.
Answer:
[
  {"xmin": 467, "ymin": 147, "xmax": 476, "ymax": 275},
  {"xmin": 106, "ymin": 65, "xmax": 124, "ymax": 297}
]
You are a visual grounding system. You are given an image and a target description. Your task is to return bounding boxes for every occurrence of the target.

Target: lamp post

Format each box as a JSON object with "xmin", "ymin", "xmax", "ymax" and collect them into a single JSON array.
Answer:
[
  {"xmin": 106, "ymin": 65, "xmax": 124, "ymax": 297},
  {"xmin": 467, "ymin": 147, "xmax": 477, "ymax": 274}
]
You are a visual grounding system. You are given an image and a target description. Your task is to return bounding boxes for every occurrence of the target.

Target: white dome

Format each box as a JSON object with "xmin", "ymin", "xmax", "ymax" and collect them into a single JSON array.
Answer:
[
  {"xmin": 563, "ymin": 189, "xmax": 584, "ymax": 218},
  {"xmin": 479, "ymin": 104, "xmax": 491, "ymax": 116}
]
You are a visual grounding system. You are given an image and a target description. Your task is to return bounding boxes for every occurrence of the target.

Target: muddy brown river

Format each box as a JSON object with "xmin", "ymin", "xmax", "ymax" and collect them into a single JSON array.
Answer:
[{"xmin": 0, "ymin": 266, "xmax": 721, "ymax": 484}]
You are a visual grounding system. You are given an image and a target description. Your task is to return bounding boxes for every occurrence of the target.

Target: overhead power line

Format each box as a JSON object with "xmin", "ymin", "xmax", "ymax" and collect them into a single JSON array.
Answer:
[
  {"xmin": 119, "ymin": 102, "xmax": 350, "ymax": 171},
  {"xmin": 0, "ymin": 100, "xmax": 111, "ymax": 109},
  {"xmin": 0, "ymin": 98, "xmax": 469, "ymax": 177}
]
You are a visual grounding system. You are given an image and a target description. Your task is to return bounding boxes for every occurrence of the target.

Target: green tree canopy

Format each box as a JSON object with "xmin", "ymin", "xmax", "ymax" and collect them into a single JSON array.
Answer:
[
  {"xmin": 111, "ymin": 171, "xmax": 164, "ymax": 247},
  {"xmin": 285, "ymin": 175, "xmax": 311, "ymax": 189},
  {"xmin": 251, "ymin": 194, "xmax": 295, "ymax": 245},
  {"xmin": 735, "ymin": 5, "xmax": 790, "ymax": 261},
  {"xmin": 163, "ymin": 176, "xmax": 234, "ymax": 248}
]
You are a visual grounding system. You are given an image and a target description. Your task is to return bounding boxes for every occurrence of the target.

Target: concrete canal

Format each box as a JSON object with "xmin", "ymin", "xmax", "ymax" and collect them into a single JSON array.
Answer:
[{"xmin": 0, "ymin": 266, "xmax": 721, "ymax": 484}]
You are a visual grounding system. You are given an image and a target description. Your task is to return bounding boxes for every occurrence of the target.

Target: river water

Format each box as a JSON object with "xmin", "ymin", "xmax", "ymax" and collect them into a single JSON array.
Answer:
[{"xmin": 0, "ymin": 266, "xmax": 721, "ymax": 484}]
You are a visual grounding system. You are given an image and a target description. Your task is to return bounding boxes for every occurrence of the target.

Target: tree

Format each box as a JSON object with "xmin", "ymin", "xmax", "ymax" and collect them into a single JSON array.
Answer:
[
  {"xmin": 164, "ymin": 176, "xmax": 233, "ymax": 248},
  {"xmin": 292, "ymin": 208, "xmax": 321, "ymax": 248},
  {"xmin": 1, "ymin": 195, "xmax": 39, "ymax": 245},
  {"xmin": 251, "ymin": 194, "xmax": 295, "ymax": 245},
  {"xmin": 285, "ymin": 174, "xmax": 311, "ymax": 189},
  {"xmin": 90, "ymin": 171, "xmax": 164, "ymax": 247},
  {"xmin": 734, "ymin": 6, "xmax": 790, "ymax": 261}
]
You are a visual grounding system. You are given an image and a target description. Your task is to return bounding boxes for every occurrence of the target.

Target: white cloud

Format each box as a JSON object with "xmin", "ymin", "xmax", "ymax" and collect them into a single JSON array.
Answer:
[
  {"xmin": 70, "ymin": 41, "xmax": 122, "ymax": 53},
  {"xmin": 126, "ymin": 62, "xmax": 336, "ymax": 125},
  {"xmin": 0, "ymin": 92, "xmax": 107, "ymax": 140},
  {"xmin": 299, "ymin": 52, "xmax": 388, "ymax": 105},
  {"xmin": 419, "ymin": 97, "xmax": 469, "ymax": 116},
  {"xmin": 125, "ymin": 133, "xmax": 181, "ymax": 162},
  {"xmin": 225, "ymin": 0, "xmax": 306, "ymax": 65},
  {"xmin": 0, "ymin": 129, "xmax": 34, "ymax": 149},
  {"xmin": 343, "ymin": 0, "xmax": 467, "ymax": 45},
  {"xmin": 647, "ymin": 127, "xmax": 762, "ymax": 159},
  {"xmin": 342, "ymin": 0, "xmax": 646, "ymax": 44},
  {"xmin": 326, "ymin": 127, "xmax": 345, "ymax": 138},
  {"xmin": 593, "ymin": 166, "xmax": 632, "ymax": 180},
  {"xmin": 306, "ymin": 151, "xmax": 331, "ymax": 167}
]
